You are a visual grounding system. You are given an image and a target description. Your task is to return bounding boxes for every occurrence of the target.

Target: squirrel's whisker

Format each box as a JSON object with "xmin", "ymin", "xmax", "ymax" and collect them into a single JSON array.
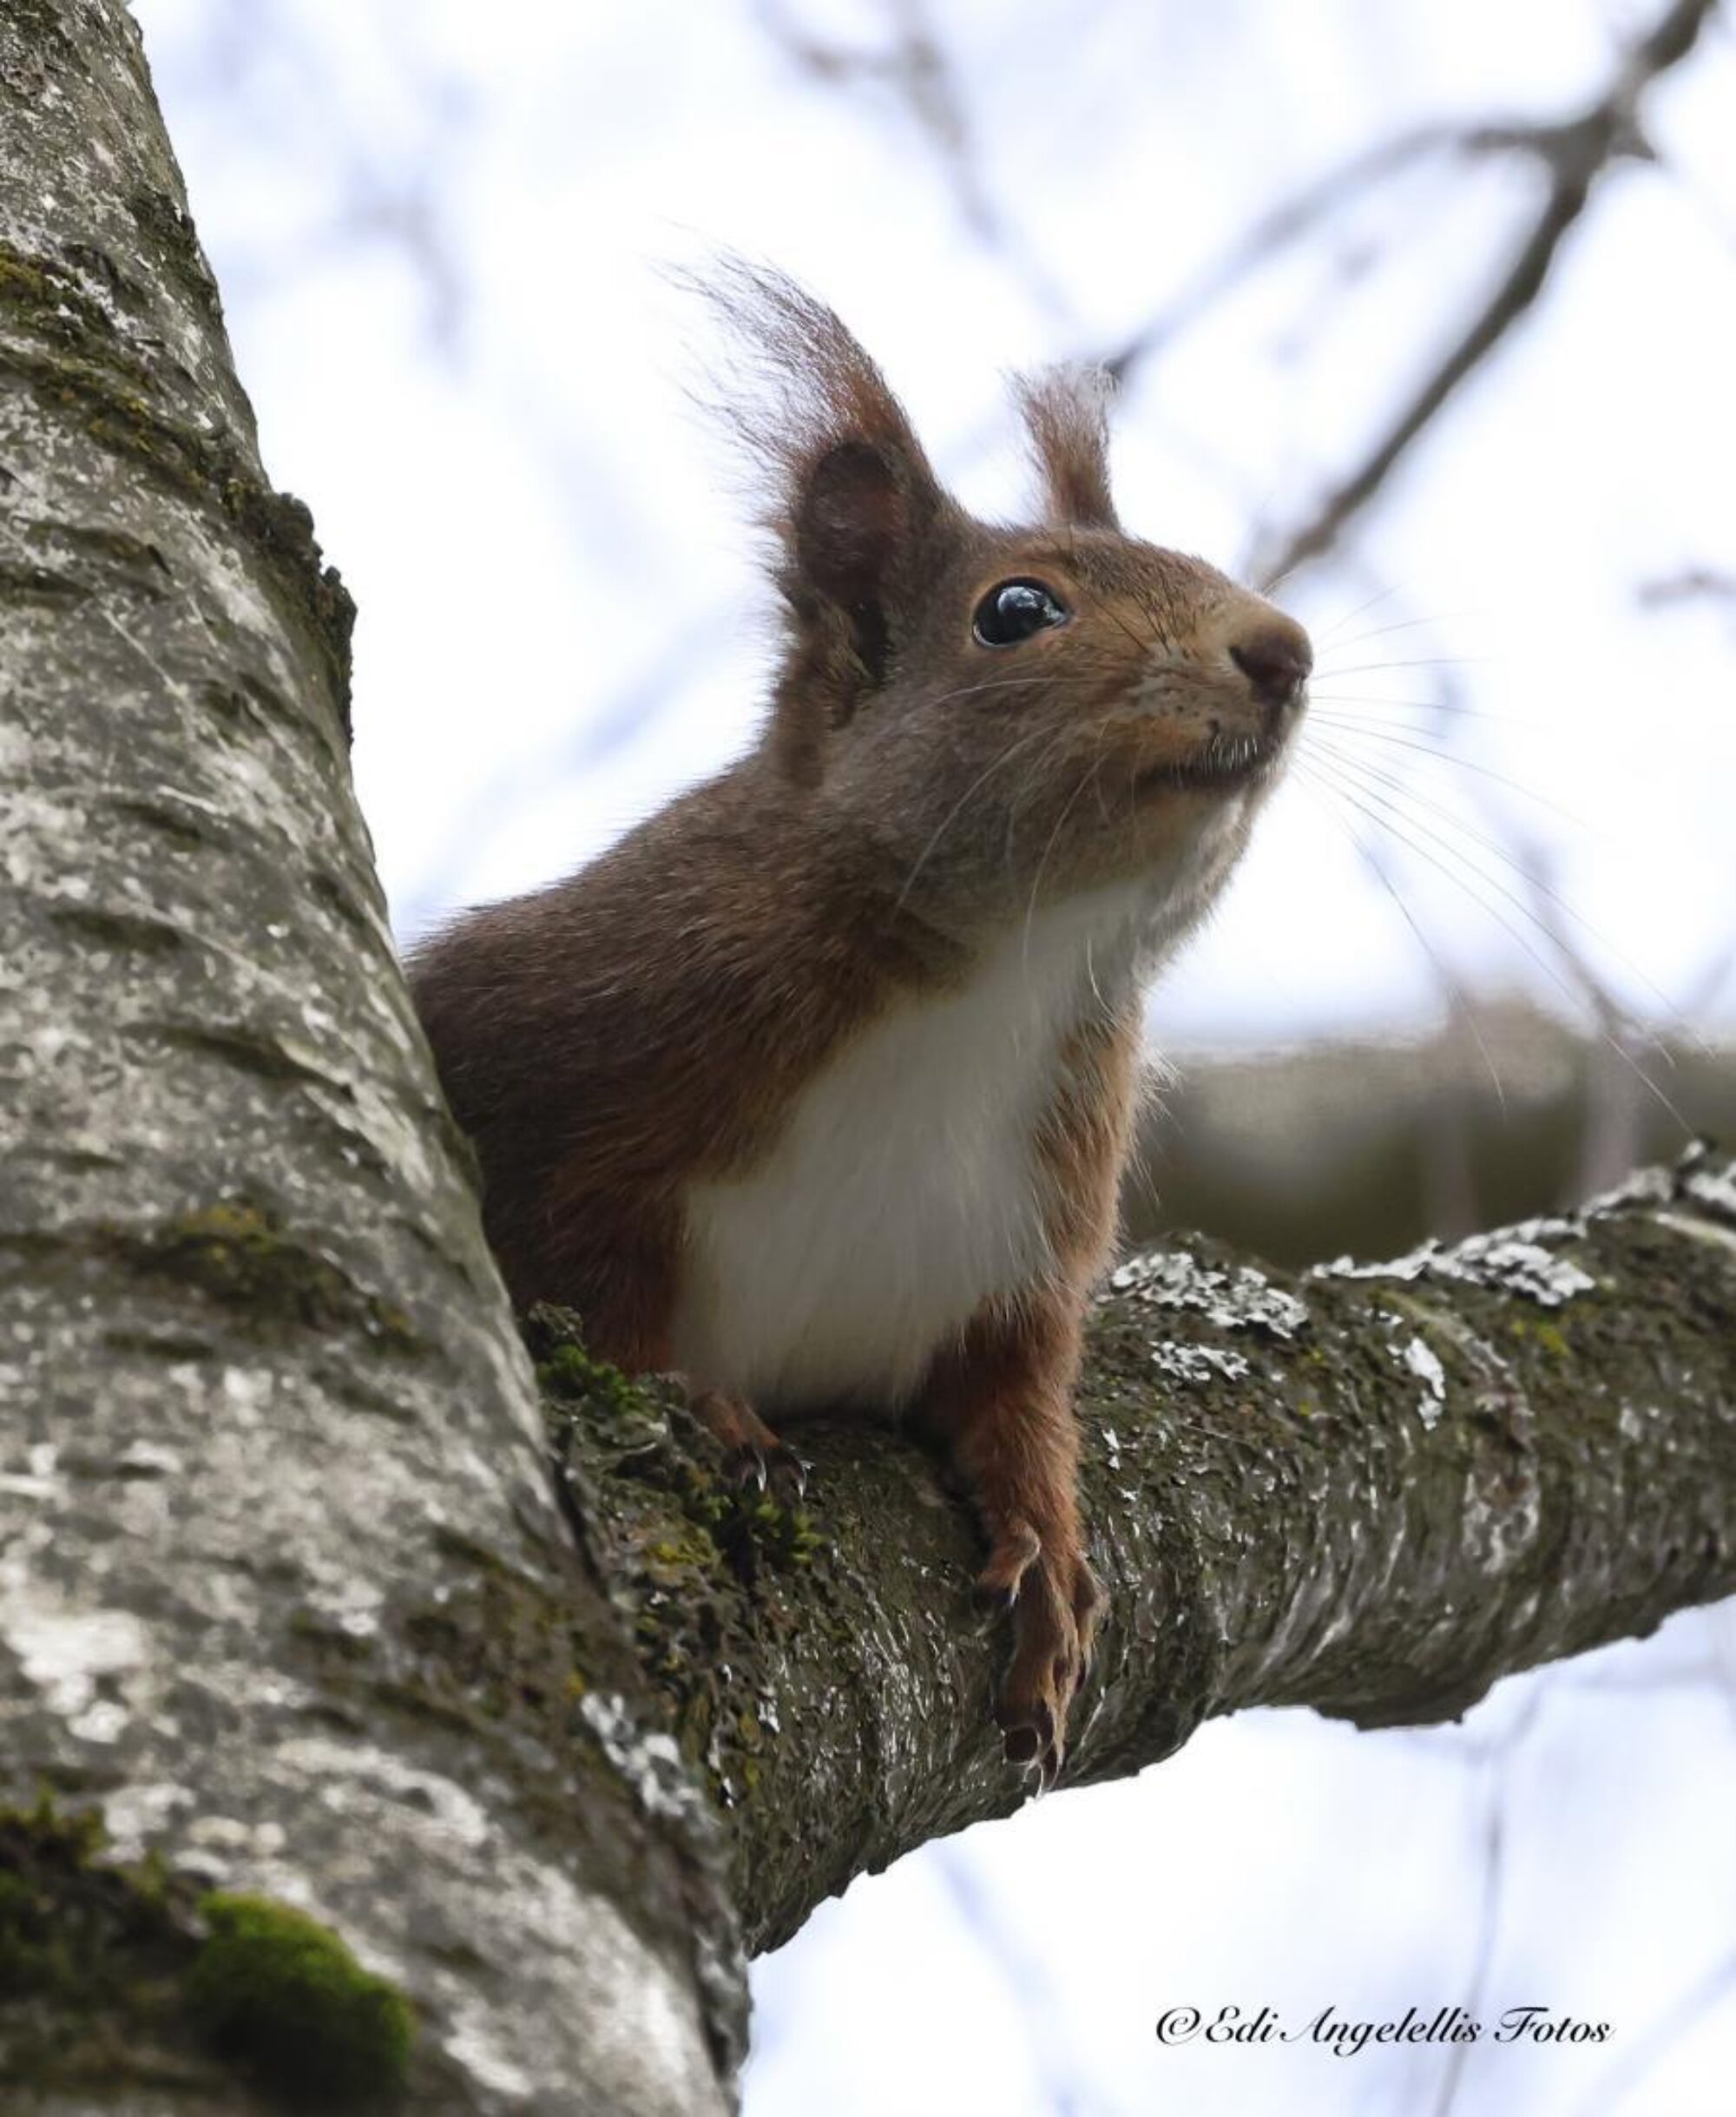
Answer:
[
  {"xmin": 1021, "ymin": 755, "xmax": 1106, "ymax": 973},
  {"xmin": 1308, "ymin": 582, "xmax": 1404, "ymax": 647},
  {"xmin": 1301, "ymin": 754, "xmax": 1693, "ymax": 1130},
  {"xmin": 1309, "ymin": 696, "xmax": 1533, "ymax": 728},
  {"xmin": 893, "ymin": 718, "xmax": 1071, "ymax": 918},
  {"xmin": 1302, "ymin": 720, "xmax": 1595, "ymax": 831},
  {"xmin": 1309, "ymin": 738, "xmax": 1706, "ymax": 1051},
  {"xmin": 1308, "ymin": 741, "xmax": 1709, "ymax": 1062},
  {"xmin": 1314, "ymin": 654, "xmax": 1495, "ymax": 680},
  {"xmin": 1316, "ymin": 609, "xmax": 1488, "ymax": 656},
  {"xmin": 1289, "ymin": 762, "xmax": 1510, "ymax": 1110}
]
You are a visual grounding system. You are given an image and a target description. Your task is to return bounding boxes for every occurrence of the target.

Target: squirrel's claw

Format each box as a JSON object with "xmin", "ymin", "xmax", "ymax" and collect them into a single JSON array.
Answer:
[
  {"xmin": 722, "ymin": 1443, "xmax": 770, "ymax": 1493},
  {"xmin": 721, "ymin": 1438, "xmax": 811, "ymax": 1502},
  {"xmin": 983, "ymin": 1522, "xmax": 1101, "ymax": 1792},
  {"xmin": 683, "ymin": 1386, "xmax": 810, "ymax": 1502}
]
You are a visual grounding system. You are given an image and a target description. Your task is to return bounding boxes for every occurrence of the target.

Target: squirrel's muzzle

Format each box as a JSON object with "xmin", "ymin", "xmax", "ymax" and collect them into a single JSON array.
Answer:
[{"xmin": 1228, "ymin": 611, "xmax": 1313, "ymax": 718}]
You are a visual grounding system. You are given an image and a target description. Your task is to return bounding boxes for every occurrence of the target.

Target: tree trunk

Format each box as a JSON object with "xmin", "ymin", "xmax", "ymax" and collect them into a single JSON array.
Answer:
[
  {"xmin": 1, "ymin": 5, "xmax": 738, "ymax": 2110},
  {"xmin": 3, "ymin": 6, "xmax": 1733, "ymax": 2113}
]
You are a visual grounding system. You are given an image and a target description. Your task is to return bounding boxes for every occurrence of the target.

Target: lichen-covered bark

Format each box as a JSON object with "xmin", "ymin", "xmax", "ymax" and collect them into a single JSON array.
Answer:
[
  {"xmin": 546, "ymin": 1151, "xmax": 1736, "ymax": 1955},
  {"xmin": 0, "ymin": 5, "xmax": 738, "ymax": 2110}
]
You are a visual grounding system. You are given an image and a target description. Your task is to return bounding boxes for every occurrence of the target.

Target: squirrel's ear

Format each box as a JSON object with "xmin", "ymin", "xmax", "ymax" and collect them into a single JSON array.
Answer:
[
  {"xmin": 792, "ymin": 437, "xmax": 920, "ymax": 629},
  {"xmin": 692, "ymin": 262, "xmax": 950, "ymax": 742},
  {"xmin": 1014, "ymin": 366, "xmax": 1119, "ymax": 530}
]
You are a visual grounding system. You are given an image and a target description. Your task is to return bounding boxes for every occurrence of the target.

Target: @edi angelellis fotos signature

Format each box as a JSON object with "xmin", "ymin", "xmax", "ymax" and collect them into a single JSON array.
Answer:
[{"xmin": 1155, "ymin": 2004, "xmax": 1613, "ymax": 2056}]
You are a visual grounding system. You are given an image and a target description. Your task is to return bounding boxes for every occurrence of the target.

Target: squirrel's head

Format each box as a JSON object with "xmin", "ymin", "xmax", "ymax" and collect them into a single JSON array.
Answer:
[{"xmin": 707, "ymin": 265, "xmax": 1311, "ymax": 943}]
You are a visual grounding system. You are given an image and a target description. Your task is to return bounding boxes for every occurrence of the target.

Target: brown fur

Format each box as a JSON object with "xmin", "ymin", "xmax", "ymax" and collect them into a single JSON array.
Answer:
[
  {"xmin": 1014, "ymin": 365, "xmax": 1120, "ymax": 530},
  {"xmin": 409, "ymin": 267, "xmax": 1311, "ymax": 1783}
]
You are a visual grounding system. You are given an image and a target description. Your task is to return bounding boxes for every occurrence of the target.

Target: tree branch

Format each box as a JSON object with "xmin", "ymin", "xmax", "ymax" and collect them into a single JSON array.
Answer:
[
  {"xmin": 545, "ymin": 1148, "xmax": 1736, "ymax": 1954},
  {"xmin": 1250, "ymin": 0, "xmax": 1720, "ymax": 583}
]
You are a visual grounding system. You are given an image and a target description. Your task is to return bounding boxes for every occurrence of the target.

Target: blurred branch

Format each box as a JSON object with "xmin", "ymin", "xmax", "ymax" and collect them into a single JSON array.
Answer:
[
  {"xmin": 1128, "ymin": 1000, "xmax": 1732, "ymax": 1267},
  {"xmin": 1570, "ymin": 1945, "xmax": 1736, "ymax": 2117},
  {"xmin": 1101, "ymin": 119, "xmax": 1490, "ymax": 384},
  {"xmin": 1250, "ymin": 0, "xmax": 1721, "ymax": 583},
  {"xmin": 1639, "ymin": 564, "xmax": 1736, "ymax": 648},
  {"xmin": 181, "ymin": 0, "xmax": 472, "ymax": 352},
  {"xmin": 751, "ymin": 0, "xmax": 1076, "ymax": 318},
  {"xmin": 1638, "ymin": 565, "xmax": 1736, "ymax": 607},
  {"xmin": 1430, "ymin": 1693, "xmax": 1531, "ymax": 2117}
]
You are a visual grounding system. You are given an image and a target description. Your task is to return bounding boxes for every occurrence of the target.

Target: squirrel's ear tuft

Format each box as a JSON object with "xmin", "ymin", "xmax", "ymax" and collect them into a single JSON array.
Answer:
[
  {"xmin": 1014, "ymin": 365, "xmax": 1119, "ymax": 530},
  {"xmin": 687, "ymin": 261, "xmax": 954, "ymax": 762}
]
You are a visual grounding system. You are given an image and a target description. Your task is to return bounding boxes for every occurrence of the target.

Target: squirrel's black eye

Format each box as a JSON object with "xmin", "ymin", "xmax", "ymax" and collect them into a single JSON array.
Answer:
[{"xmin": 972, "ymin": 577, "xmax": 1070, "ymax": 648}]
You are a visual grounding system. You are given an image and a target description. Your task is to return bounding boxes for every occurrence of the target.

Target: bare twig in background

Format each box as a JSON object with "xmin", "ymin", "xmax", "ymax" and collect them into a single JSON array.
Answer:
[
  {"xmin": 931, "ymin": 1847, "xmax": 1104, "ymax": 2117},
  {"xmin": 1099, "ymin": 119, "xmax": 1496, "ymax": 384},
  {"xmin": 1639, "ymin": 565, "xmax": 1736, "ymax": 645},
  {"xmin": 1248, "ymin": 0, "xmax": 1721, "ymax": 584},
  {"xmin": 1499, "ymin": 829, "xmax": 1654, "ymax": 1197},
  {"xmin": 1431, "ymin": 1687, "xmax": 1546, "ymax": 2117},
  {"xmin": 1569, "ymin": 1948, "xmax": 1736, "ymax": 2117},
  {"xmin": 188, "ymin": 0, "xmax": 472, "ymax": 352},
  {"xmin": 751, "ymin": 0, "xmax": 1077, "ymax": 319},
  {"xmin": 1638, "ymin": 566, "xmax": 1736, "ymax": 608}
]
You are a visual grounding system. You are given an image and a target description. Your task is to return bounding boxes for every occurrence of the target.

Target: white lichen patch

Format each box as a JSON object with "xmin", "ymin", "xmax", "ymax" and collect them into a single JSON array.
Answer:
[
  {"xmin": 112, "ymin": 1439, "xmax": 181, "ymax": 1478},
  {"xmin": 220, "ymin": 1364, "xmax": 277, "ymax": 1422},
  {"xmin": 69, "ymin": 1700, "xmax": 130, "ymax": 1745},
  {"xmin": 1684, "ymin": 1159, "xmax": 1736, "ymax": 1223},
  {"xmin": 1462, "ymin": 1238, "xmax": 1598, "ymax": 1305},
  {"xmin": 300, "ymin": 1567, "xmax": 385, "ymax": 1640},
  {"xmin": 0, "ymin": 1439, "xmax": 63, "ymax": 1503},
  {"xmin": 185, "ymin": 1812, "xmax": 291, "ymax": 1860},
  {"xmin": 101, "ymin": 1780, "xmax": 197, "ymax": 1860},
  {"xmin": 1656, "ymin": 1209, "xmax": 1736, "ymax": 1262},
  {"xmin": 582, "ymin": 1691, "xmax": 713, "ymax": 1832},
  {"xmin": 1152, "ymin": 1341, "xmax": 1253, "ymax": 1386},
  {"xmin": 273, "ymin": 1735, "xmax": 490, "ymax": 1850},
  {"xmin": 1401, "ymin": 1338, "xmax": 1447, "ymax": 1429},
  {"xmin": 1584, "ymin": 1163, "xmax": 1674, "ymax": 1213},
  {"xmin": 3, "ymin": 1603, "xmax": 149, "ymax": 1719},
  {"xmin": 1463, "ymin": 1469, "xmax": 1542, "ymax": 1575},
  {"xmin": 1318, "ymin": 1230, "xmax": 1595, "ymax": 1307},
  {"xmin": 1111, "ymin": 1250, "xmax": 1309, "ymax": 1338},
  {"xmin": 444, "ymin": 2005, "xmax": 537, "ymax": 2101}
]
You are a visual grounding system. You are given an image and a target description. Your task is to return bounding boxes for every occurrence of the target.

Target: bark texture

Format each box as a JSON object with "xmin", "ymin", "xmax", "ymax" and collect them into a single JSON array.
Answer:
[
  {"xmin": 546, "ymin": 1150, "xmax": 1736, "ymax": 1955},
  {"xmin": 3, "ymin": 7, "xmax": 1734, "ymax": 2116},
  {"xmin": 0, "ymin": 5, "xmax": 739, "ymax": 2112}
]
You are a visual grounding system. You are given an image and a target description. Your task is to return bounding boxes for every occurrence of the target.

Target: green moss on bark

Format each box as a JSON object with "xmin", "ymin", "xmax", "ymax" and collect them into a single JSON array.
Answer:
[
  {"xmin": 187, "ymin": 1893, "xmax": 413, "ymax": 2108},
  {"xmin": 0, "ymin": 1794, "xmax": 414, "ymax": 2107},
  {"xmin": 528, "ymin": 1305, "xmax": 832, "ymax": 1811},
  {"xmin": 106, "ymin": 1199, "xmax": 424, "ymax": 1351},
  {"xmin": 0, "ymin": 1793, "xmax": 187, "ymax": 2043}
]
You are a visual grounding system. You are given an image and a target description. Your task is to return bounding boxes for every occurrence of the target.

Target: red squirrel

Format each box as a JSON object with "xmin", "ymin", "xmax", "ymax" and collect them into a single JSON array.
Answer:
[{"xmin": 409, "ymin": 266, "xmax": 1311, "ymax": 1784}]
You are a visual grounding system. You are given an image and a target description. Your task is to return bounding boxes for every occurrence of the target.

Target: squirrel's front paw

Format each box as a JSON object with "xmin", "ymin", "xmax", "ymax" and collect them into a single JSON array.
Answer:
[
  {"xmin": 664, "ymin": 1378, "xmax": 811, "ymax": 1500},
  {"xmin": 979, "ymin": 1521, "xmax": 1106, "ymax": 1787}
]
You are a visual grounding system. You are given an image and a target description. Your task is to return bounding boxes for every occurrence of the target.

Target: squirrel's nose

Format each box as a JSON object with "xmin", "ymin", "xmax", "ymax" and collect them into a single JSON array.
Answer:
[{"xmin": 1229, "ymin": 615, "xmax": 1312, "ymax": 712}]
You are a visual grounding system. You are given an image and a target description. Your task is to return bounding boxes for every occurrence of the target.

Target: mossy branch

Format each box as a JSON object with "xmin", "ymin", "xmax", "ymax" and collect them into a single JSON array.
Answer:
[{"xmin": 542, "ymin": 1147, "xmax": 1736, "ymax": 1953}]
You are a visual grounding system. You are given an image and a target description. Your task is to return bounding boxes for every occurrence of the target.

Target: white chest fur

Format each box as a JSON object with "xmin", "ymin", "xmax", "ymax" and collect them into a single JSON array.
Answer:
[{"xmin": 668, "ymin": 883, "xmax": 1153, "ymax": 1413}]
